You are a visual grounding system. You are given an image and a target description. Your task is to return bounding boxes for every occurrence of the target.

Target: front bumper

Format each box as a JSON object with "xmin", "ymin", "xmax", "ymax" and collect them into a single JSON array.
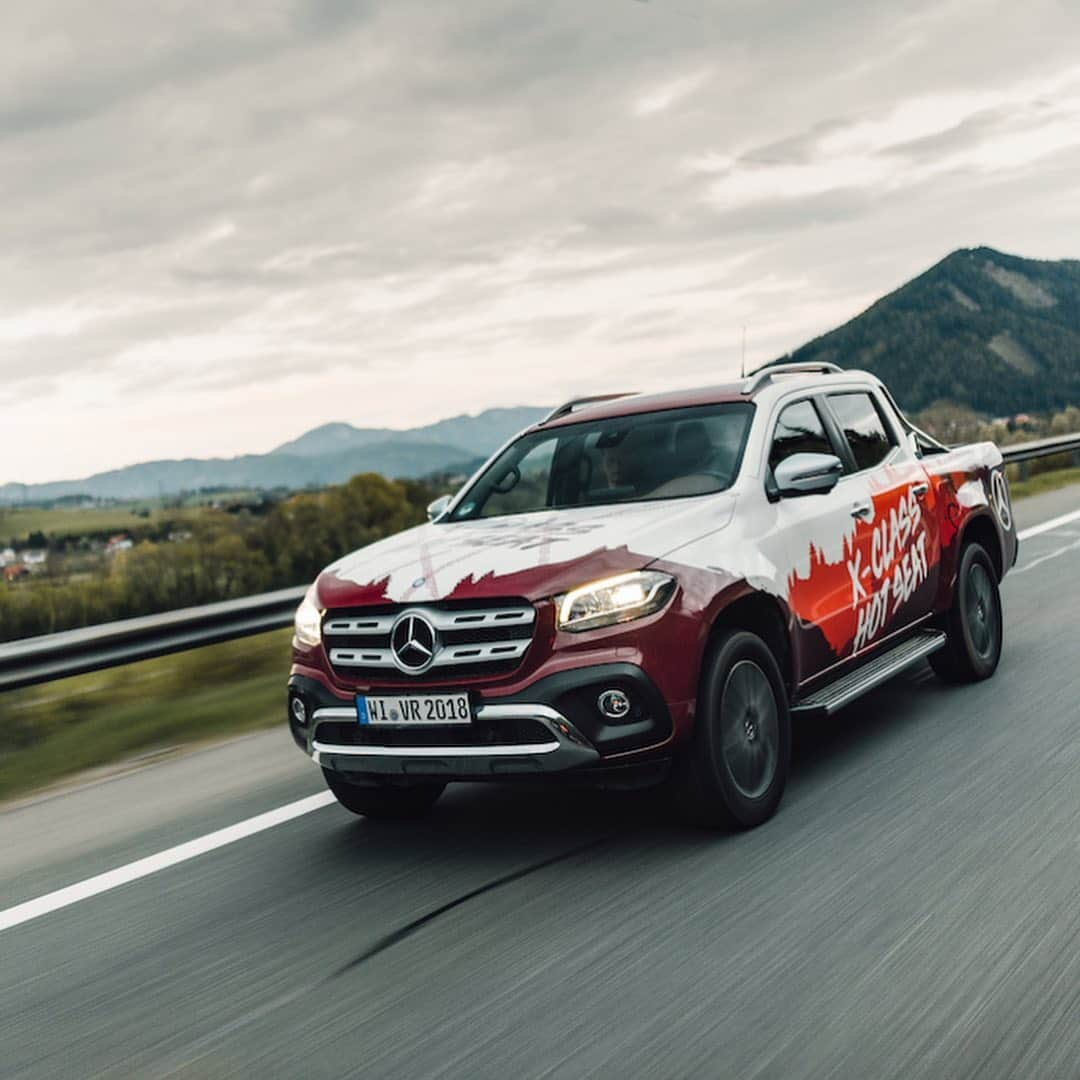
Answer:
[
  {"xmin": 289, "ymin": 663, "xmax": 675, "ymax": 780},
  {"xmin": 309, "ymin": 702, "xmax": 599, "ymax": 778}
]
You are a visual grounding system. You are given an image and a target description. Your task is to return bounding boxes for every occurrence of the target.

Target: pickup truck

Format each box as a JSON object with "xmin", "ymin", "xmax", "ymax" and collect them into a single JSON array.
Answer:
[{"xmin": 288, "ymin": 363, "xmax": 1017, "ymax": 828}]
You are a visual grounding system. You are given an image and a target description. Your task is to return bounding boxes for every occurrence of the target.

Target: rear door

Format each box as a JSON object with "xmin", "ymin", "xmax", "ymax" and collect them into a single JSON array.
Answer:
[{"xmin": 822, "ymin": 390, "xmax": 941, "ymax": 654}]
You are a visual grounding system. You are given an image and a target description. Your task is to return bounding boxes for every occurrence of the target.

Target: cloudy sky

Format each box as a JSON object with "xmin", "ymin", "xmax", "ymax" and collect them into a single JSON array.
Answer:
[{"xmin": 3, "ymin": 0, "xmax": 1079, "ymax": 484}]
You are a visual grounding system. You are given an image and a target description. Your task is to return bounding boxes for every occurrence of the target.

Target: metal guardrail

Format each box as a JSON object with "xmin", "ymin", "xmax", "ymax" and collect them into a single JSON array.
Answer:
[
  {"xmin": 999, "ymin": 432, "xmax": 1080, "ymax": 465},
  {"xmin": 0, "ymin": 586, "xmax": 305, "ymax": 693},
  {"xmin": 1, "ymin": 434, "xmax": 1078, "ymax": 693}
]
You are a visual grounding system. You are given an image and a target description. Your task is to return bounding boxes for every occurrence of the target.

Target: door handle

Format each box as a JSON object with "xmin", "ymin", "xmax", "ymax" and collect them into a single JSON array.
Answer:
[
  {"xmin": 912, "ymin": 482, "xmax": 929, "ymax": 498},
  {"xmin": 851, "ymin": 502, "xmax": 872, "ymax": 520}
]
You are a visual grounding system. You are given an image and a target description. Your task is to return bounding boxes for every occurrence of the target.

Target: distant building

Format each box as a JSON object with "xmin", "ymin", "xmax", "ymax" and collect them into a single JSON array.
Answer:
[
  {"xmin": 105, "ymin": 534, "xmax": 134, "ymax": 556},
  {"xmin": 19, "ymin": 549, "xmax": 47, "ymax": 566},
  {"xmin": 0, "ymin": 547, "xmax": 14, "ymax": 566}
]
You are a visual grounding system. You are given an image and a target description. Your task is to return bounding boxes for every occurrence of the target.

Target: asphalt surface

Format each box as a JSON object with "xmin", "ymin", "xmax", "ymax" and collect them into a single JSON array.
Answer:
[{"xmin": 2, "ymin": 486, "xmax": 1080, "ymax": 1079}]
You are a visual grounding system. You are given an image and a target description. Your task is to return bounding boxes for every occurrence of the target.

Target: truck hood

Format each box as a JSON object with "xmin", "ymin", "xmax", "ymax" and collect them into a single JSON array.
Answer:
[{"xmin": 317, "ymin": 495, "xmax": 736, "ymax": 607}]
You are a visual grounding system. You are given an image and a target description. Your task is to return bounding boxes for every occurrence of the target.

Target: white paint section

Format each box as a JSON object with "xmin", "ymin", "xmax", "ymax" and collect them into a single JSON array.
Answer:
[
  {"xmin": 0, "ymin": 791, "xmax": 336, "ymax": 934},
  {"xmin": 955, "ymin": 478, "xmax": 986, "ymax": 509},
  {"xmin": 329, "ymin": 496, "xmax": 736, "ymax": 602},
  {"xmin": 1017, "ymin": 508, "xmax": 1080, "ymax": 542}
]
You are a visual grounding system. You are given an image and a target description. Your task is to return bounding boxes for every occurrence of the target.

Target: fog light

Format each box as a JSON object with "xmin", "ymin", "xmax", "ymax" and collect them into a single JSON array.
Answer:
[
  {"xmin": 290, "ymin": 696, "xmax": 308, "ymax": 726},
  {"xmin": 597, "ymin": 688, "xmax": 631, "ymax": 721}
]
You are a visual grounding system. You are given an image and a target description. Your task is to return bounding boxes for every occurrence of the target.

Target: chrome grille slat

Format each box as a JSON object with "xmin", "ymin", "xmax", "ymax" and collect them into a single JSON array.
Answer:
[
  {"xmin": 431, "ymin": 608, "xmax": 535, "ymax": 630},
  {"xmin": 324, "ymin": 616, "xmax": 395, "ymax": 635},
  {"xmin": 329, "ymin": 639, "xmax": 532, "ymax": 669},
  {"xmin": 430, "ymin": 640, "xmax": 531, "ymax": 666},
  {"xmin": 323, "ymin": 607, "xmax": 534, "ymax": 636},
  {"xmin": 328, "ymin": 648, "xmax": 396, "ymax": 668}
]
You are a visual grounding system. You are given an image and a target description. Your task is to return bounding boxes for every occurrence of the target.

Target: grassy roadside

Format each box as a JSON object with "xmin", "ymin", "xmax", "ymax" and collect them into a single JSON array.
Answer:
[
  {"xmin": 1008, "ymin": 465, "xmax": 1080, "ymax": 501},
  {"xmin": 0, "ymin": 629, "xmax": 292, "ymax": 802}
]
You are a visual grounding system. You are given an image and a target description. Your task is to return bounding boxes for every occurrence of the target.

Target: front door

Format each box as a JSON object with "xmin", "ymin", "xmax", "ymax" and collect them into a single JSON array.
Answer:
[{"xmin": 768, "ymin": 397, "xmax": 867, "ymax": 680}]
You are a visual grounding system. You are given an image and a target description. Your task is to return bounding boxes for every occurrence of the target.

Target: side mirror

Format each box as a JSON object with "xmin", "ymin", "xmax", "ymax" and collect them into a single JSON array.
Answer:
[
  {"xmin": 906, "ymin": 431, "xmax": 921, "ymax": 458},
  {"xmin": 426, "ymin": 494, "xmax": 453, "ymax": 521},
  {"xmin": 773, "ymin": 453, "xmax": 844, "ymax": 498}
]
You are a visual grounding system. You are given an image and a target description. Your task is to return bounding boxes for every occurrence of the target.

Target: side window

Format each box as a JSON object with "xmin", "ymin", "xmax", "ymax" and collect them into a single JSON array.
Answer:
[
  {"xmin": 828, "ymin": 393, "xmax": 895, "ymax": 471},
  {"xmin": 768, "ymin": 400, "xmax": 833, "ymax": 472},
  {"xmin": 477, "ymin": 437, "xmax": 556, "ymax": 518}
]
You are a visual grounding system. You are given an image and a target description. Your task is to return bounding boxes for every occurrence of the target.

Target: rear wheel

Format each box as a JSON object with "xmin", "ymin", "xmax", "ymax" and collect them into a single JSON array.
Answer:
[
  {"xmin": 322, "ymin": 769, "xmax": 445, "ymax": 819},
  {"xmin": 673, "ymin": 630, "xmax": 791, "ymax": 829},
  {"xmin": 930, "ymin": 542, "xmax": 1003, "ymax": 684}
]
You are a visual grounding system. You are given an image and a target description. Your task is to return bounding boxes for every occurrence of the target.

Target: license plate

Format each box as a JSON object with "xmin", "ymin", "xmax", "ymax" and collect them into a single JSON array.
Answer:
[{"xmin": 357, "ymin": 692, "xmax": 471, "ymax": 726}]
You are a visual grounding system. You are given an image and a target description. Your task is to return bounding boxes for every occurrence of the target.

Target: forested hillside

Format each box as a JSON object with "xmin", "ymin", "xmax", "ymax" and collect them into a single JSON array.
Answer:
[
  {"xmin": 784, "ymin": 247, "xmax": 1080, "ymax": 415},
  {"xmin": 0, "ymin": 473, "xmax": 435, "ymax": 643}
]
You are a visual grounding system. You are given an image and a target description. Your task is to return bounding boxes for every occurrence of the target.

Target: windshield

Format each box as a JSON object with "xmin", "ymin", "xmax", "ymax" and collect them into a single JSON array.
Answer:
[{"xmin": 448, "ymin": 402, "xmax": 753, "ymax": 522}]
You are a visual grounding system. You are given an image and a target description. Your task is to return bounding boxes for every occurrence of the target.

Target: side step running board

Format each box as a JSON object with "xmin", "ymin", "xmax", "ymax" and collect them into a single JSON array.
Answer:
[{"xmin": 792, "ymin": 630, "xmax": 947, "ymax": 718}]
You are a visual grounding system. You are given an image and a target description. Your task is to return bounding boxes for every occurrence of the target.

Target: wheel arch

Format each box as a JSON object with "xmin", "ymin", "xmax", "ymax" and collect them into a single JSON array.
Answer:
[
  {"xmin": 705, "ymin": 590, "xmax": 794, "ymax": 698},
  {"xmin": 958, "ymin": 511, "xmax": 1004, "ymax": 582}
]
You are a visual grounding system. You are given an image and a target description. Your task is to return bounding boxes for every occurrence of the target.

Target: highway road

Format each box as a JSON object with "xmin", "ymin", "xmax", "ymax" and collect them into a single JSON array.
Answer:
[{"xmin": 3, "ymin": 487, "xmax": 1080, "ymax": 1079}]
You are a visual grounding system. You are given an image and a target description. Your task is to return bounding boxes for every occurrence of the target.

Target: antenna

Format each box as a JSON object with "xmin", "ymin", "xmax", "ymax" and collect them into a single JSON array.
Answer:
[{"xmin": 740, "ymin": 325, "xmax": 747, "ymax": 379}]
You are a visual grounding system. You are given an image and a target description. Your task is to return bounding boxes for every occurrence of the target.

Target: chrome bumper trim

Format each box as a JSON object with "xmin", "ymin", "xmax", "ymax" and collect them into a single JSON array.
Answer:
[{"xmin": 312, "ymin": 739, "xmax": 561, "ymax": 758}]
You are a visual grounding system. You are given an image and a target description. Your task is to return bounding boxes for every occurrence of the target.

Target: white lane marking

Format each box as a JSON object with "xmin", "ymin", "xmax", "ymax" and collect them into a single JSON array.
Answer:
[
  {"xmin": 3, "ymin": 505, "xmax": 1080, "ymax": 936},
  {"xmin": 1013, "ymin": 537, "xmax": 1080, "ymax": 575},
  {"xmin": 0, "ymin": 791, "xmax": 336, "ymax": 934},
  {"xmin": 1017, "ymin": 508, "xmax": 1080, "ymax": 541}
]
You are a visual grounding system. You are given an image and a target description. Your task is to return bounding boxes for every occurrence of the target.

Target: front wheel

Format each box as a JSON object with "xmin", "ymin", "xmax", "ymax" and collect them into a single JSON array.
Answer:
[
  {"xmin": 673, "ymin": 630, "xmax": 791, "ymax": 830},
  {"xmin": 930, "ymin": 541, "xmax": 1003, "ymax": 684},
  {"xmin": 322, "ymin": 769, "xmax": 445, "ymax": 819}
]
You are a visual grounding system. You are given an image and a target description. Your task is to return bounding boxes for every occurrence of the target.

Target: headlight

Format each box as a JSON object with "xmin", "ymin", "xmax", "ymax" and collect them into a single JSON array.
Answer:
[
  {"xmin": 557, "ymin": 570, "xmax": 677, "ymax": 633},
  {"xmin": 294, "ymin": 588, "xmax": 323, "ymax": 648}
]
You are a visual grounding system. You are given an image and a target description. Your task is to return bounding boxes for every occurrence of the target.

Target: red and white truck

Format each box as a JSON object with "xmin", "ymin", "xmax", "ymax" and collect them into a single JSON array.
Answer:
[{"xmin": 288, "ymin": 363, "xmax": 1017, "ymax": 828}]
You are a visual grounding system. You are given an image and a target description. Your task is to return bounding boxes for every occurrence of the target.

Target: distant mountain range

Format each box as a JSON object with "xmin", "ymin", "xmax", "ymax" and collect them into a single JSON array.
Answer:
[
  {"xmin": 0, "ymin": 408, "xmax": 548, "ymax": 505},
  {"xmin": 784, "ymin": 247, "xmax": 1080, "ymax": 415},
  {"xmin": 5, "ymin": 246, "xmax": 1078, "ymax": 505}
]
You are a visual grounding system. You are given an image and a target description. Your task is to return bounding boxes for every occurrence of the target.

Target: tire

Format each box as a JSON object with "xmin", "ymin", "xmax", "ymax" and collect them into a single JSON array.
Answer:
[
  {"xmin": 322, "ymin": 769, "xmax": 445, "ymax": 819},
  {"xmin": 930, "ymin": 541, "xmax": 1003, "ymax": 684},
  {"xmin": 673, "ymin": 630, "xmax": 791, "ymax": 830}
]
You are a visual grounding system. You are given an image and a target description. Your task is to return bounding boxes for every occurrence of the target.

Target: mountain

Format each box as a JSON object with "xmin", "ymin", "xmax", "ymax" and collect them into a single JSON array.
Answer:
[
  {"xmin": 271, "ymin": 407, "xmax": 547, "ymax": 459},
  {"xmin": 783, "ymin": 247, "xmax": 1080, "ymax": 415},
  {"xmin": 0, "ymin": 408, "xmax": 549, "ymax": 505}
]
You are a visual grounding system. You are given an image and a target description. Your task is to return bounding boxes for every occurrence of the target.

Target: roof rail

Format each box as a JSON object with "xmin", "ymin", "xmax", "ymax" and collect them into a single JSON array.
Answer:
[
  {"xmin": 742, "ymin": 362, "xmax": 843, "ymax": 396},
  {"xmin": 540, "ymin": 392, "xmax": 638, "ymax": 424}
]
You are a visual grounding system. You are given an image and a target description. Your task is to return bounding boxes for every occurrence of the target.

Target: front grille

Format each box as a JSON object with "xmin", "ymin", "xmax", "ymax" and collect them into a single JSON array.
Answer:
[{"xmin": 323, "ymin": 600, "xmax": 536, "ymax": 683}]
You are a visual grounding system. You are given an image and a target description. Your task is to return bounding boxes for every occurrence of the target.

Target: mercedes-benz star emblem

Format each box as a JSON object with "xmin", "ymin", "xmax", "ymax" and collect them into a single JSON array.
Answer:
[{"xmin": 390, "ymin": 612, "xmax": 439, "ymax": 674}]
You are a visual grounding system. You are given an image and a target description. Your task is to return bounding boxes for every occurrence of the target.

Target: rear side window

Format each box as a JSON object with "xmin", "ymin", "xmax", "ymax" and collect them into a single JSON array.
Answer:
[
  {"xmin": 828, "ymin": 393, "xmax": 895, "ymax": 471},
  {"xmin": 769, "ymin": 400, "xmax": 833, "ymax": 472}
]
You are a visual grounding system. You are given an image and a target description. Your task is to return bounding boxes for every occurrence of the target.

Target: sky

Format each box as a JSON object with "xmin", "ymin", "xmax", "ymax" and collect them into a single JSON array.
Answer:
[{"xmin": 2, "ymin": 0, "xmax": 1080, "ymax": 485}]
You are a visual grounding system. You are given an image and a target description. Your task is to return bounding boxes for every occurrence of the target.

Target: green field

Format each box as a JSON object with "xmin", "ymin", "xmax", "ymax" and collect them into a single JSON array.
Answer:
[
  {"xmin": 0, "ymin": 629, "xmax": 292, "ymax": 802},
  {"xmin": 1, "ymin": 504, "xmax": 201, "ymax": 541},
  {"xmin": 0, "ymin": 491, "xmax": 265, "ymax": 543}
]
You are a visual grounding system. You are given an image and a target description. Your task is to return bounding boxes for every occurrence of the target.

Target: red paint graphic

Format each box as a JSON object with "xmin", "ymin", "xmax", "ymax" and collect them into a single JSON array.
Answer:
[
  {"xmin": 787, "ymin": 532, "xmax": 861, "ymax": 656},
  {"xmin": 929, "ymin": 469, "xmax": 977, "ymax": 551},
  {"xmin": 786, "ymin": 478, "xmax": 939, "ymax": 657}
]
